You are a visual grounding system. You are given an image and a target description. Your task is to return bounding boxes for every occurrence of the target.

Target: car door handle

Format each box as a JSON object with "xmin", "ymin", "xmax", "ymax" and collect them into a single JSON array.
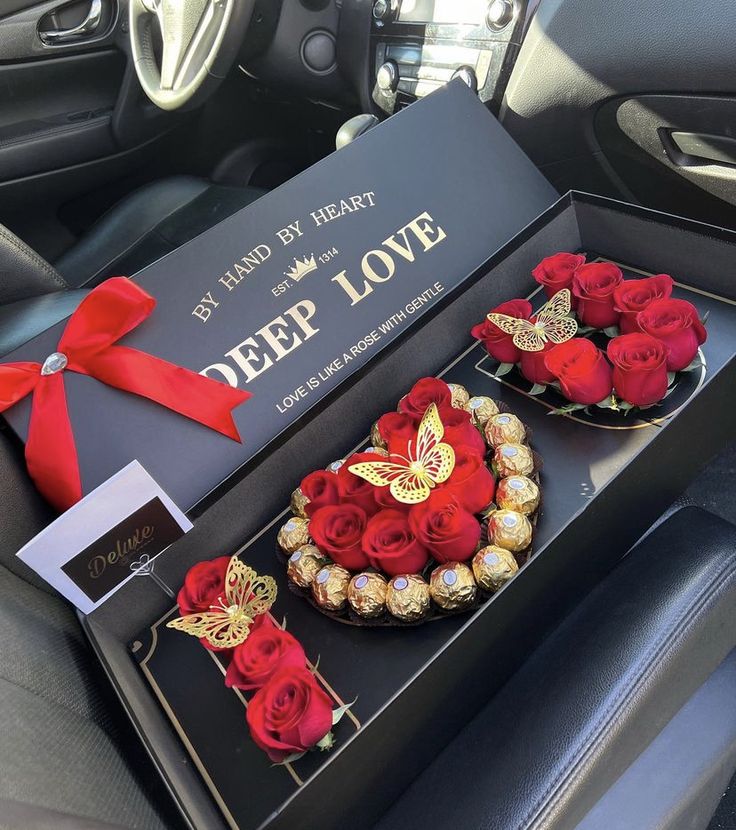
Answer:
[{"xmin": 39, "ymin": 0, "xmax": 102, "ymax": 44}]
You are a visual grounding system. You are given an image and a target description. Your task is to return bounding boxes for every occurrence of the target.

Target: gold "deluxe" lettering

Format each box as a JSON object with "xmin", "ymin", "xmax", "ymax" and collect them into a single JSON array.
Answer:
[{"xmin": 88, "ymin": 525, "xmax": 154, "ymax": 579}]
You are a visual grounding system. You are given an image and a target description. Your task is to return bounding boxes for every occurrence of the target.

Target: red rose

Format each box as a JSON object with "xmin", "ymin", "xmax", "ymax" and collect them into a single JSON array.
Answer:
[
  {"xmin": 300, "ymin": 470, "xmax": 340, "ymax": 518},
  {"xmin": 225, "ymin": 625, "xmax": 306, "ymax": 691},
  {"xmin": 362, "ymin": 509, "xmax": 429, "ymax": 575},
  {"xmin": 607, "ymin": 333, "xmax": 669, "ymax": 406},
  {"xmin": 613, "ymin": 274, "xmax": 674, "ymax": 334},
  {"xmin": 376, "ymin": 411, "xmax": 416, "ymax": 447},
  {"xmin": 246, "ymin": 667, "xmax": 333, "ymax": 763},
  {"xmin": 409, "ymin": 491, "xmax": 481, "ymax": 563},
  {"xmin": 373, "ymin": 486, "xmax": 411, "ymax": 513},
  {"xmin": 636, "ymin": 298, "xmax": 706, "ymax": 371},
  {"xmin": 532, "ymin": 252, "xmax": 587, "ymax": 299},
  {"xmin": 439, "ymin": 407, "xmax": 486, "ymax": 458},
  {"xmin": 310, "ymin": 504, "xmax": 370, "ymax": 570},
  {"xmin": 337, "ymin": 453, "xmax": 381, "ymax": 516},
  {"xmin": 177, "ymin": 556, "xmax": 230, "ymax": 615},
  {"xmin": 443, "ymin": 445, "xmax": 496, "ymax": 513},
  {"xmin": 544, "ymin": 338, "xmax": 613, "ymax": 405},
  {"xmin": 398, "ymin": 377, "xmax": 452, "ymax": 422},
  {"xmin": 572, "ymin": 263, "xmax": 623, "ymax": 329},
  {"xmin": 519, "ymin": 339, "xmax": 556, "ymax": 386},
  {"xmin": 470, "ymin": 299, "xmax": 533, "ymax": 364}
]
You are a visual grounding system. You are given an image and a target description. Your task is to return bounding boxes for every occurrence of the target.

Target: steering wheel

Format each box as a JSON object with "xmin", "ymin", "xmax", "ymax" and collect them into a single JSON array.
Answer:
[{"xmin": 130, "ymin": 0, "xmax": 256, "ymax": 111}]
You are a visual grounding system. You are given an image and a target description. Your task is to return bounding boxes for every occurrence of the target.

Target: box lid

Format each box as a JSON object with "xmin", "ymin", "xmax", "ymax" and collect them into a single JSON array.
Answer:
[{"xmin": 2, "ymin": 81, "xmax": 557, "ymax": 513}]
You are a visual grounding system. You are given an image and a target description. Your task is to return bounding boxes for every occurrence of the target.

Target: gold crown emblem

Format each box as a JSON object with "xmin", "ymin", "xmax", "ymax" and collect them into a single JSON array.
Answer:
[{"xmin": 285, "ymin": 254, "xmax": 318, "ymax": 282}]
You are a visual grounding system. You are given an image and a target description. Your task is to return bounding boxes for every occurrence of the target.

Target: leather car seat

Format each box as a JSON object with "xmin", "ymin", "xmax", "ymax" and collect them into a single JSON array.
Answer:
[
  {"xmin": 0, "ymin": 176, "xmax": 266, "ymax": 358},
  {"xmin": 374, "ymin": 506, "xmax": 736, "ymax": 830}
]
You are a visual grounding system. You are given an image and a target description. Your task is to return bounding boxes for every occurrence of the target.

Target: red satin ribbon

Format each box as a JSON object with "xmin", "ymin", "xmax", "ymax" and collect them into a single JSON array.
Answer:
[{"xmin": 0, "ymin": 278, "xmax": 250, "ymax": 511}]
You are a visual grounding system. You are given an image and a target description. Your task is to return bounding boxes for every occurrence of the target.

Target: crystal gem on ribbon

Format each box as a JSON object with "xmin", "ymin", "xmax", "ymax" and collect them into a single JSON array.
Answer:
[{"xmin": 41, "ymin": 352, "xmax": 68, "ymax": 376}]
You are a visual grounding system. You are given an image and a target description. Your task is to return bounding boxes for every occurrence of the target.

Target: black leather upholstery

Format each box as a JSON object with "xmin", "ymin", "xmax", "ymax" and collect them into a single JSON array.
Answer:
[
  {"xmin": 0, "ymin": 290, "xmax": 88, "ymax": 358},
  {"xmin": 55, "ymin": 176, "xmax": 266, "ymax": 288},
  {"xmin": 375, "ymin": 507, "xmax": 736, "ymax": 830},
  {"xmin": 0, "ymin": 222, "xmax": 68, "ymax": 304}
]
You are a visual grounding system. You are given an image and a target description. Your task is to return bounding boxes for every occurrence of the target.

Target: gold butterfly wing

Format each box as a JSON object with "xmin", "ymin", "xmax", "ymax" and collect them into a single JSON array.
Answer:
[
  {"xmin": 166, "ymin": 608, "xmax": 253, "ymax": 649},
  {"xmin": 488, "ymin": 313, "xmax": 545, "ymax": 352},
  {"xmin": 534, "ymin": 288, "xmax": 578, "ymax": 345},
  {"xmin": 414, "ymin": 404, "xmax": 455, "ymax": 485},
  {"xmin": 347, "ymin": 460, "xmax": 431, "ymax": 504},
  {"xmin": 224, "ymin": 557, "xmax": 277, "ymax": 619}
]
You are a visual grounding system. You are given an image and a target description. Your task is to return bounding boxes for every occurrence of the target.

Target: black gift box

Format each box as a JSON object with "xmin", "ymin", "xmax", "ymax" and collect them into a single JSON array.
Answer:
[
  {"xmin": 83, "ymin": 193, "xmax": 736, "ymax": 830},
  {"xmin": 1, "ymin": 81, "xmax": 555, "ymax": 514}
]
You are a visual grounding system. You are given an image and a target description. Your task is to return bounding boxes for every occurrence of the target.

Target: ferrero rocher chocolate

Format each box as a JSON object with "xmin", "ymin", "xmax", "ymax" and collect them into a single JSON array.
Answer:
[
  {"xmin": 325, "ymin": 459, "xmax": 346, "ymax": 473},
  {"xmin": 364, "ymin": 446, "xmax": 389, "ymax": 457},
  {"xmin": 289, "ymin": 487, "xmax": 310, "ymax": 518},
  {"xmin": 494, "ymin": 443, "xmax": 535, "ymax": 477},
  {"xmin": 277, "ymin": 517, "xmax": 311, "ymax": 554},
  {"xmin": 484, "ymin": 412, "xmax": 526, "ymax": 447},
  {"xmin": 429, "ymin": 562, "xmax": 477, "ymax": 611},
  {"xmin": 472, "ymin": 546, "xmax": 519, "ymax": 592},
  {"xmin": 386, "ymin": 574, "xmax": 430, "ymax": 622},
  {"xmin": 447, "ymin": 382, "xmax": 470, "ymax": 409},
  {"xmin": 348, "ymin": 572, "xmax": 388, "ymax": 618},
  {"xmin": 496, "ymin": 475, "xmax": 540, "ymax": 515},
  {"xmin": 287, "ymin": 545, "xmax": 326, "ymax": 588},
  {"xmin": 311, "ymin": 564, "xmax": 351, "ymax": 611},
  {"xmin": 488, "ymin": 509, "xmax": 533, "ymax": 552},
  {"xmin": 371, "ymin": 421, "xmax": 387, "ymax": 450},
  {"xmin": 464, "ymin": 395, "xmax": 499, "ymax": 426}
]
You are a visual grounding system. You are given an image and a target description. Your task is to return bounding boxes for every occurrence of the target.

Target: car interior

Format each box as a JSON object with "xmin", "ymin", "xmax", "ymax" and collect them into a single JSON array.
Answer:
[{"xmin": 1, "ymin": 1, "xmax": 736, "ymax": 829}]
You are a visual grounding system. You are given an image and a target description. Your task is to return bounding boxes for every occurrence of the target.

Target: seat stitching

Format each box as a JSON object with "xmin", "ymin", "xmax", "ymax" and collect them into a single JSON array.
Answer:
[
  {"xmin": 0, "ymin": 226, "xmax": 67, "ymax": 289},
  {"xmin": 516, "ymin": 557, "xmax": 736, "ymax": 830}
]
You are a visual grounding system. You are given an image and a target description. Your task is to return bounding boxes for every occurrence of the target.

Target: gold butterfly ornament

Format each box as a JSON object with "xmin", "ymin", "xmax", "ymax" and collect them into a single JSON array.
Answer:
[
  {"xmin": 349, "ymin": 403, "xmax": 455, "ymax": 504},
  {"xmin": 488, "ymin": 288, "xmax": 578, "ymax": 352},
  {"xmin": 167, "ymin": 556, "xmax": 277, "ymax": 649}
]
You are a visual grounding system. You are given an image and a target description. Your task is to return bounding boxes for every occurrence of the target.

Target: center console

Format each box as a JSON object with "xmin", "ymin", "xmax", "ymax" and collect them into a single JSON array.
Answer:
[{"xmin": 369, "ymin": 0, "xmax": 531, "ymax": 113}]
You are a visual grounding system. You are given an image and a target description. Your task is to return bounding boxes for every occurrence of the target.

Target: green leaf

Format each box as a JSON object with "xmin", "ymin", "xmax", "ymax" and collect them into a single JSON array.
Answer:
[
  {"xmin": 701, "ymin": 310, "xmax": 710, "ymax": 326},
  {"xmin": 596, "ymin": 395, "xmax": 619, "ymax": 410},
  {"xmin": 603, "ymin": 326, "xmax": 620, "ymax": 338},
  {"xmin": 528, "ymin": 383, "xmax": 547, "ymax": 396},
  {"xmin": 577, "ymin": 325, "xmax": 597, "ymax": 336},
  {"xmin": 273, "ymin": 751, "xmax": 307, "ymax": 767},
  {"xmin": 617, "ymin": 400, "xmax": 636, "ymax": 412},
  {"xmin": 682, "ymin": 357, "xmax": 704, "ymax": 373},
  {"xmin": 547, "ymin": 402, "xmax": 588, "ymax": 416},
  {"xmin": 667, "ymin": 372, "xmax": 677, "ymax": 387},
  {"xmin": 316, "ymin": 732, "xmax": 335, "ymax": 751},
  {"xmin": 494, "ymin": 362, "xmax": 515, "ymax": 377},
  {"xmin": 310, "ymin": 654, "xmax": 321, "ymax": 674},
  {"xmin": 332, "ymin": 697, "xmax": 358, "ymax": 726},
  {"xmin": 663, "ymin": 383, "xmax": 678, "ymax": 399}
]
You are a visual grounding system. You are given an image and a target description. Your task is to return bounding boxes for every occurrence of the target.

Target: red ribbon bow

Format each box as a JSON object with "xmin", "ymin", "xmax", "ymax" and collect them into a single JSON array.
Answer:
[{"xmin": 0, "ymin": 278, "xmax": 250, "ymax": 511}]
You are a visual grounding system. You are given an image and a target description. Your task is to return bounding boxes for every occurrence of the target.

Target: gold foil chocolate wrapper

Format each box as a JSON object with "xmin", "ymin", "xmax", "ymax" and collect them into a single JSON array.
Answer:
[
  {"xmin": 311, "ymin": 564, "xmax": 351, "ymax": 611},
  {"xmin": 496, "ymin": 475, "xmax": 540, "ymax": 515},
  {"xmin": 277, "ymin": 517, "xmax": 311, "ymax": 554},
  {"xmin": 287, "ymin": 545, "xmax": 327, "ymax": 588},
  {"xmin": 289, "ymin": 487, "xmax": 310, "ymax": 518},
  {"xmin": 472, "ymin": 546, "xmax": 519, "ymax": 592},
  {"xmin": 429, "ymin": 562, "xmax": 477, "ymax": 611},
  {"xmin": 348, "ymin": 572, "xmax": 388, "ymax": 618},
  {"xmin": 325, "ymin": 459, "xmax": 346, "ymax": 474},
  {"xmin": 364, "ymin": 446, "xmax": 389, "ymax": 457},
  {"xmin": 488, "ymin": 509, "xmax": 533, "ymax": 552},
  {"xmin": 371, "ymin": 421, "xmax": 388, "ymax": 450},
  {"xmin": 484, "ymin": 412, "xmax": 526, "ymax": 447},
  {"xmin": 447, "ymin": 382, "xmax": 470, "ymax": 409},
  {"xmin": 386, "ymin": 574, "xmax": 430, "ymax": 622},
  {"xmin": 464, "ymin": 395, "xmax": 500, "ymax": 426},
  {"xmin": 494, "ymin": 443, "xmax": 535, "ymax": 477}
]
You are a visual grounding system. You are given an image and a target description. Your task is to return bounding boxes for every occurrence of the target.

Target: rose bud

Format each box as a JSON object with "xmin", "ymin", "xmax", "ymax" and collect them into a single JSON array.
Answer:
[
  {"xmin": 544, "ymin": 338, "xmax": 613, "ymax": 405},
  {"xmin": 613, "ymin": 274, "xmax": 674, "ymax": 334},
  {"xmin": 409, "ymin": 491, "xmax": 481, "ymax": 563},
  {"xmin": 300, "ymin": 470, "xmax": 340, "ymax": 518},
  {"xmin": 398, "ymin": 377, "xmax": 452, "ymax": 422},
  {"xmin": 443, "ymin": 445, "xmax": 496, "ymax": 513},
  {"xmin": 532, "ymin": 252, "xmax": 587, "ymax": 299},
  {"xmin": 226, "ymin": 626, "xmax": 306, "ymax": 692},
  {"xmin": 470, "ymin": 299, "xmax": 533, "ymax": 364},
  {"xmin": 572, "ymin": 262, "xmax": 624, "ymax": 329},
  {"xmin": 376, "ymin": 411, "xmax": 417, "ymax": 448},
  {"xmin": 176, "ymin": 556, "xmax": 230, "ymax": 615},
  {"xmin": 519, "ymin": 340, "xmax": 556, "ymax": 386},
  {"xmin": 607, "ymin": 333, "xmax": 669, "ymax": 406},
  {"xmin": 309, "ymin": 504, "xmax": 371, "ymax": 570},
  {"xmin": 246, "ymin": 667, "xmax": 334, "ymax": 764},
  {"xmin": 362, "ymin": 509, "xmax": 429, "ymax": 576},
  {"xmin": 636, "ymin": 298, "xmax": 707, "ymax": 371},
  {"xmin": 337, "ymin": 453, "xmax": 382, "ymax": 517}
]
